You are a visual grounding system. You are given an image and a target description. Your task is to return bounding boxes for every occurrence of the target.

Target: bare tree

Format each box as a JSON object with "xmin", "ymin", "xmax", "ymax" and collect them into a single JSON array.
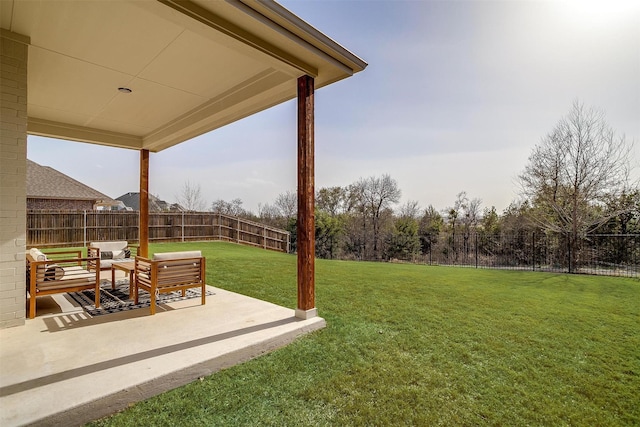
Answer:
[
  {"xmin": 445, "ymin": 191, "xmax": 481, "ymax": 261},
  {"xmin": 257, "ymin": 202, "xmax": 293, "ymax": 237},
  {"xmin": 274, "ymin": 190, "xmax": 297, "ymax": 221},
  {"xmin": 260, "ymin": 192, "xmax": 298, "ymax": 252},
  {"xmin": 446, "ymin": 191, "xmax": 469, "ymax": 235},
  {"xmin": 175, "ymin": 181, "xmax": 206, "ymax": 212},
  {"xmin": 344, "ymin": 181, "xmax": 368, "ymax": 259},
  {"xmin": 397, "ymin": 200, "xmax": 421, "ymax": 219},
  {"xmin": 210, "ymin": 198, "xmax": 249, "ymax": 217},
  {"xmin": 462, "ymin": 196, "xmax": 482, "ymax": 234},
  {"xmin": 257, "ymin": 203, "xmax": 280, "ymax": 222},
  {"xmin": 358, "ymin": 174, "xmax": 402, "ymax": 259},
  {"xmin": 518, "ymin": 101, "xmax": 635, "ymax": 271}
]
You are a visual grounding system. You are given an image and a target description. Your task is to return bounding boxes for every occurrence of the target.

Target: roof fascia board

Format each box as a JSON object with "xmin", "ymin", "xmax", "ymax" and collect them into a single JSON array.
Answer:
[
  {"xmin": 228, "ymin": 0, "xmax": 356, "ymax": 76},
  {"xmin": 28, "ymin": 118, "xmax": 142, "ymax": 150},
  {"xmin": 244, "ymin": 0, "xmax": 368, "ymax": 73},
  {"xmin": 157, "ymin": 0, "xmax": 318, "ymax": 77}
]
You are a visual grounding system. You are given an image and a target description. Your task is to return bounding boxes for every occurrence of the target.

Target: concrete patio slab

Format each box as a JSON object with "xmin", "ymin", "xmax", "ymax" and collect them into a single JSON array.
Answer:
[{"xmin": 0, "ymin": 284, "xmax": 325, "ymax": 427}]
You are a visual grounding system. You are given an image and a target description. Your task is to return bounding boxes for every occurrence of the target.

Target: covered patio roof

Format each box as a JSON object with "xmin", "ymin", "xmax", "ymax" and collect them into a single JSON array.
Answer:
[
  {"xmin": 1, "ymin": 0, "xmax": 366, "ymax": 152},
  {"xmin": 1, "ymin": 0, "xmax": 366, "ymax": 328}
]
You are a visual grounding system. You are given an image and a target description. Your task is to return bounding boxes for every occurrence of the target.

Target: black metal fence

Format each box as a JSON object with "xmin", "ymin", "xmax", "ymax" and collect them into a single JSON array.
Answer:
[{"xmin": 419, "ymin": 232, "xmax": 639, "ymax": 278}]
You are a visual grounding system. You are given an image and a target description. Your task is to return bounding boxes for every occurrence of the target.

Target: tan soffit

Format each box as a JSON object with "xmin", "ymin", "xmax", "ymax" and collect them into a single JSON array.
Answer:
[{"xmin": 1, "ymin": 0, "xmax": 366, "ymax": 152}]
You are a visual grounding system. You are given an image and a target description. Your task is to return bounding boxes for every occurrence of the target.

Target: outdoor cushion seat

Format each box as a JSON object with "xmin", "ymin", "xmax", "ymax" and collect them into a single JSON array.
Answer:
[
  {"xmin": 134, "ymin": 251, "xmax": 206, "ymax": 315},
  {"xmin": 88, "ymin": 241, "xmax": 137, "ymax": 271},
  {"xmin": 26, "ymin": 249, "xmax": 100, "ymax": 318},
  {"xmin": 35, "ymin": 266, "xmax": 97, "ymax": 290}
]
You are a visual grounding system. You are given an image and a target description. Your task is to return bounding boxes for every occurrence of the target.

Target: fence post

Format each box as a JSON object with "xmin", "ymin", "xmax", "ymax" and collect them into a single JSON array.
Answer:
[
  {"xmin": 475, "ymin": 233, "xmax": 478, "ymax": 268},
  {"xmin": 83, "ymin": 210, "xmax": 87, "ymax": 247},
  {"xmin": 263, "ymin": 225, "xmax": 267, "ymax": 249},
  {"xmin": 532, "ymin": 232, "xmax": 535, "ymax": 271},
  {"xmin": 181, "ymin": 212, "xmax": 185, "ymax": 242},
  {"xmin": 218, "ymin": 213, "xmax": 221, "ymax": 241},
  {"xmin": 567, "ymin": 234, "xmax": 572, "ymax": 273},
  {"xmin": 237, "ymin": 217, "xmax": 240, "ymax": 244}
]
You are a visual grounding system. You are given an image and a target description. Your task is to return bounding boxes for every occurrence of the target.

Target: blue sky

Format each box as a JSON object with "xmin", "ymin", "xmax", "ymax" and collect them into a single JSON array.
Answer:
[{"xmin": 28, "ymin": 0, "xmax": 640, "ymax": 214}]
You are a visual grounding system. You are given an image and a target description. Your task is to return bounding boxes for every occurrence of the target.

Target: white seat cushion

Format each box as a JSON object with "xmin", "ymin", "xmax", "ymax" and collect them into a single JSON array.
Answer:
[
  {"xmin": 90, "ymin": 241, "xmax": 128, "ymax": 252},
  {"xmin": 152, "ymin": 251, "xmax": 202, "ymax": 261}
]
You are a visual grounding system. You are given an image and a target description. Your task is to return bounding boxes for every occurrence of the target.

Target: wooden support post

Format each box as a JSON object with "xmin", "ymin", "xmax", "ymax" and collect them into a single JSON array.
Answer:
[
  {"xmin": 139, "ymin": 149, "xmax": 149, "ymax": 257},
  {"xmin": 296, "ymin": 75, "xmax": 316, "ymax": 320}
]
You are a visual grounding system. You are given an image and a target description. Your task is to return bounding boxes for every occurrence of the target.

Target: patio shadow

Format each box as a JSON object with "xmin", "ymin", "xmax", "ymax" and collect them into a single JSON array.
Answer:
[{"xmin": 1, "ymin": 317, "xmax": 298, "ymax": 397}]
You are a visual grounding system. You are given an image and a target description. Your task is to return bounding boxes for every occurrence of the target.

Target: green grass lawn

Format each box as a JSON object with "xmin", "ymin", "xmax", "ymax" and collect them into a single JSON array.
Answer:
[{"xmin": 89, "ymin": 241, "xmax": 639, "ymax": 426}]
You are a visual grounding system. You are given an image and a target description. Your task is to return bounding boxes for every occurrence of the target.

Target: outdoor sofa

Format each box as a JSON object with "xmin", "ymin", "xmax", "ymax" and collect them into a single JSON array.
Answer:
[
  {"xmin": 88, "ymin": 241, "xmax": 138, "ymax": 272},
  {"xmin": 26, "ymin": 248, "xmax": 100, "ymax": 319},
  {"xmin": 134, "ymin": 251, "xmax": 206, "ymax": 315}
]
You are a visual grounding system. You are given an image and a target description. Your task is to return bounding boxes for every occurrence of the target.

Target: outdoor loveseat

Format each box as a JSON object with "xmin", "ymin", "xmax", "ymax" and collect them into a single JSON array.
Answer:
[
  {"xmin": 134, "ymin": 251, "xmax": 206, "ymax": 315},
  {"xmin": 88, "ymin": 241, "xmax": 138, "ymax": 272},
  {"xmin": 26, "ymin": 248, "xmax": 100, "ymax": 319}
]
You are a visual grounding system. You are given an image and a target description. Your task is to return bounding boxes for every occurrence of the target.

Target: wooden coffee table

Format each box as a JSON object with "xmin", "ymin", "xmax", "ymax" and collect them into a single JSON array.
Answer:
[{"xmin": 111, "ymin": 261, "xmax": 135, "ymax": 299}]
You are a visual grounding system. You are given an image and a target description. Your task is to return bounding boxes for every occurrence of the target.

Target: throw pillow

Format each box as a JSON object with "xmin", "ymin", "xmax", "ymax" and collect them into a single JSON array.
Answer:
[
  {"xmin": 44, "ymin": 264, "xmax": 64, "ymax": 281},
  {"xmin": 29, "ymin": 248, "xmax": 48, "ymax": 261},
  {"xmin": 101, "ymin": 251, "xmax": 113, "ymax": 260}
]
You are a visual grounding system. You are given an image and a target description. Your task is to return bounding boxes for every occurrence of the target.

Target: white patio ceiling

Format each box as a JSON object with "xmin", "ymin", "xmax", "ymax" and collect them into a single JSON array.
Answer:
[{"xmin": 1, "ymin": 0, "xmax": 366, "ymax": 152}]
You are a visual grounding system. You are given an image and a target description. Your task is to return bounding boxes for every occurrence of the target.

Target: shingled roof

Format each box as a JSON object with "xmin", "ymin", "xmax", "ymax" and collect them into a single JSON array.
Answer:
[
  {"xmin": 27, "ymin": 160, "xmax": 118, "ymax": 205},
  {"xmin": 116, "ymin": 192, "xmax": 184, "ymax": 212}
]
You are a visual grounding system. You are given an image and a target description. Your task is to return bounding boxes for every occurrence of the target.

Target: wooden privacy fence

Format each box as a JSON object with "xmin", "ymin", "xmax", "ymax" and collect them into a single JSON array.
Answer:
[{"xmin": 27, "ymin": 210, "xmax": 290, "ymax": 253}]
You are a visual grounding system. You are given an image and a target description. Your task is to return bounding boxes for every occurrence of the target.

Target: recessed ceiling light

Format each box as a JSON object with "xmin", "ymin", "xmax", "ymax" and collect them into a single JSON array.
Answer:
[{"xmin": 118, "ymin": 87, "xmax": 132, "ymax": 93}]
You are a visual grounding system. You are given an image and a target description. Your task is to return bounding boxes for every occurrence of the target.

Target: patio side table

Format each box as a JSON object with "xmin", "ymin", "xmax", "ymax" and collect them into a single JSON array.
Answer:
[{"xmin": 111, "ymin": 261, "xmax": 135, "ymax": 299}]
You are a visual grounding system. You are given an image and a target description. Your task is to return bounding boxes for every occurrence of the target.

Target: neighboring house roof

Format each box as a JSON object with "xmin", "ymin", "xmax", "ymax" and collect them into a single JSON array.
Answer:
[
  {"xmin": 27, "ymin": 159, "xmax": 118, "ymax": 206},
  {"xmin": 117, "ymin": 192, "xmax": 184, "ymax": 212}
]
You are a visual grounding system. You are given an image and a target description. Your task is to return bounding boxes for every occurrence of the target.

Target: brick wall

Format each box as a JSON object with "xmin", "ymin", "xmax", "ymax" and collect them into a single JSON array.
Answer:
[
  {"xmin": 28, "ymin": 198, "xmax": 95, "ymax": 211},
  {"xmin": 0, "ymin": 30, "xmax": 30, "ymax": 328}
]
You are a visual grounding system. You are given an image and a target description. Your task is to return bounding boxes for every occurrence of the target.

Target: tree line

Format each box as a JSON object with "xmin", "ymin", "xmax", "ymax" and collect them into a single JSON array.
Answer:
[{"xmin": 177, "ymin": 102, "xmax": 639, "ymax": 268}]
